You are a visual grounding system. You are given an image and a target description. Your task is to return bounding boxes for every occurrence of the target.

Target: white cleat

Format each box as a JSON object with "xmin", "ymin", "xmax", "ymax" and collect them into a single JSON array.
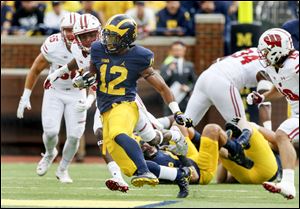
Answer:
[
  {"xmin": 263, "ymin": 181, "xmax": 296, "ymax": 200},
  {"xmin": 105, "ymin": 178, "xmax": 129, "ymax": 193},
  {"xmin": 56, "ymin": 168, "xmax": 73, "ymax": 184},
  {"xmin": 36, "ymin": 148, "xmax": 58, "ymax": 176}
]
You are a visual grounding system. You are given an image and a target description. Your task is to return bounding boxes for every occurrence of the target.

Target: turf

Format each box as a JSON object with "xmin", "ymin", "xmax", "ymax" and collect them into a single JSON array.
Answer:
[{"xmin": 1, "ymin": 163, "xmax": 299, "ymax": 208}]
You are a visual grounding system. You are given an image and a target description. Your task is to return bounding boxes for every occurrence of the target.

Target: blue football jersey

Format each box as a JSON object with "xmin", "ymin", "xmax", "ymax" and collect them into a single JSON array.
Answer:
[{"xmin": 90, "ymin": 41, "xmax": 154, "ymax": 113}]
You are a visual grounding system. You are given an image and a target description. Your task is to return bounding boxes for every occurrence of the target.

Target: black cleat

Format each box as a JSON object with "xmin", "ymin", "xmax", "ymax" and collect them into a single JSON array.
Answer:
[
  {"xmin": 176, "ymin": 167, "xmax": 191, "ymax": 198},
  {"xmin": 228, "ymin": 143, "xmax": 254, "ymax": 169},
  {"xmin": 225, "ymin": 122, "xmax": 242, "ymax": 138}
]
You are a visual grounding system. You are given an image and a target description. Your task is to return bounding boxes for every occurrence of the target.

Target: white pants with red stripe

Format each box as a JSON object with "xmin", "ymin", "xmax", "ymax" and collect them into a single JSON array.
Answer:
[
  {"xmin": 185, "ymin": 68, "xmax": 246, "ymax": 126},
  {"xmin": 278, "ymin": 116, "xmax": 299, "ymax": 143},
  {"xmin": 42, "ymin": 87, "xmax": 87, "ymax": 139}
]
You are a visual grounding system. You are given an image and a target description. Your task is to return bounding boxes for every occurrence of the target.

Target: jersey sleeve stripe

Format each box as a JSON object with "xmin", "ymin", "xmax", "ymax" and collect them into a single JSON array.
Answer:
[
  {"xmin": 295, "ymin": 64, "xmax": 299, "ymax": 73},
  {"xmin": 288, "ymin": 127, "xmax": 299, "ymax": 139},
  {"xmin": 42, "ymin": 45, "xmax": 48, "ymax": 54}
]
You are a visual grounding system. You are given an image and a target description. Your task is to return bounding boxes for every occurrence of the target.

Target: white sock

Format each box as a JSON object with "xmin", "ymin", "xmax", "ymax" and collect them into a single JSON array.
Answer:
[
  {"xmin": 107, "ymin": 161, "xmax": 125, "ymax": 181},
  {"xmin": 59, "ymin": 137, "xmax": 80, "ymax": 171},
  {"xmin": 281, "ymin": 169, "xmax": 294, "ymax": 185},
  {"xmin": 43, "ymin": 133, "xmax": 58, "ymax": 156},
  {"xmin": 263, "ymin": 121, "xmax": 272, "ymax": 130},
  {"xmin": 158, "ymin": 166, "xmax": 177, "ymax": 181},
  {"xmin": 157, "ymin": 117, "xmax": 171, "ymax": 129}
]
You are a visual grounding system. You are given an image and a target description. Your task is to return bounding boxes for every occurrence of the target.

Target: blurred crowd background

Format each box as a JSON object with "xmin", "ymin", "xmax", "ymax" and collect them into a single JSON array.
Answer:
[
  {"xmin": 1, "ymin": 1, "xmax": 299, "ymax": 159},
  {"xmin": 1, "ymin": 1, "xmax": 298, "ymax": 55}
]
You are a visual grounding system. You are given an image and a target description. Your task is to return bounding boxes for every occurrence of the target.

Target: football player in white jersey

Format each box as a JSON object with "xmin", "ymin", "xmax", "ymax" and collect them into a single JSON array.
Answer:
[
  {"xmin": 184, "ymin": 47, "xmax": 266, "ymax": 126},
  {"xmin": 16, "ymin": 12, "xmax": 86, "ymax": 184},
  {"xmin": 247, "ymin": 28, "xmax": 299, "ymax": 199}
]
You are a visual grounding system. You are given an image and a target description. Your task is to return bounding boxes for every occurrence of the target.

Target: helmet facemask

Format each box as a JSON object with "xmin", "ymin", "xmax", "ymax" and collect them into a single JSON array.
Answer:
[
  {"xmin": 101, "ymin": 29, "xmax": 127, "ymax": 54},
  {"xmin": 75, "ymin": 30, "xmax": 100, "ymax": 53},
  {"xmin": 61, "ymin": 27, "xmax": 75, "ymax": 48}
]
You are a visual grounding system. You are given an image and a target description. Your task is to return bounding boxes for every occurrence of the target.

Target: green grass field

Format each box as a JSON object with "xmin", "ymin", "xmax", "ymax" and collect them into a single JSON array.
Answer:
[{"xmin": 1, "ymin": 163, "xmax": 299, "ymax": 208}]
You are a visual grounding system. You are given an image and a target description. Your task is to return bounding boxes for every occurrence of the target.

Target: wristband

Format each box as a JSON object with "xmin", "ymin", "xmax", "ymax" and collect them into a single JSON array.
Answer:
[
  {"xmin": 22, "ymin": 88, "xmax": 32, "ymax": 99},
  {"xmin": 168, "ymin": 101, "xmax": 180, "ymax": 114}
]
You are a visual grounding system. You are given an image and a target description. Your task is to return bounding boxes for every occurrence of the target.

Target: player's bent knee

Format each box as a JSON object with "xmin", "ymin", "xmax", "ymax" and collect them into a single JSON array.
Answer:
[
  {"xmin": 43, "ymin": 131, "xmax": 59, "ymax": 139},
  {"xmin": 202, "ymin": 124, "xmax": 221, "ymax": 140}
]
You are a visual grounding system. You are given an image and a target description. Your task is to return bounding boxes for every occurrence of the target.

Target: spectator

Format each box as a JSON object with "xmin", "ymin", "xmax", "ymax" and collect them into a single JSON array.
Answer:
[
  {"xmin": 1, "ymin": 1, "xmax": 13, "ymax": 35},
  {"xmin": 126, "ymin": 1, "xmax": 156, "ymax": 39},
  {"xmin": 93, "ymin": 1, "xmax": 133, "ymax": 23},
  {"xmin": 282, "ymin": 2, "xmax": 299, "ymax": 50},
  {"xmin": 77, "ymin": 1, "xmax": 105, "ymax": 25},
  {"xmin": 44, "ymin": 1, "xmax": 68, "ymax": 34},
  {"xmin": 156, "ymin": 1, "xmax": 193, "ymax": 36},
  {"xmin": 160, "ymin": 41, "xmax": 197, "ymax": 115},
  {"xmin": 145, "ymin": 1, "xmax": 166, "ymax": 13},
  {"xmin": 180, "ymin": 1, "xmax": 200, "ymax": 36},
  {"xmin": 11, "ymin": 1, "xmax": 44, "ymax": 36},
  {"xmin": 196, "ymin": 1, "xmax": 235, "ymax": 55}
]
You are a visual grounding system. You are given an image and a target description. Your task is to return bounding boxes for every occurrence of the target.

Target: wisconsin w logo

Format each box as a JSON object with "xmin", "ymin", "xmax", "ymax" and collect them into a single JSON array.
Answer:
[{"xmin": 264, "ymin": 34, "xmax": 282, "ymax": 48}]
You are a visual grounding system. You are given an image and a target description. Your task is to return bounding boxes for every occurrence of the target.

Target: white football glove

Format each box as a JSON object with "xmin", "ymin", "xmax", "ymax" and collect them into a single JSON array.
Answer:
[
  {"xmin": 17, "ymin": 89, "xmax": 32, "ymax": 119},
  {"xmin": 246, "ymin": 91, "xmax": 265, "ymax": 105},
  {"xmin": 168, "ymin": 126, "xmax": 188, "ymax": 156},
  {"xmin": 72, "ymin": 71, "xmax": 96, "ymax": 89},
  {"xmin": 75, "ymin": 94, "xmax": 96, "ymax": 112},
  {"xmin": 44, "ymin": 65, "xmax": 69, "ymax": 89}
]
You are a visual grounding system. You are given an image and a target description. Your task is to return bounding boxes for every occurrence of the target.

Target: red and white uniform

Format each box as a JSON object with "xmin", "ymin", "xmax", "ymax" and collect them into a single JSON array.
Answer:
[
  {"xmin": 41, "ymin": 33, "xmax": 86, "ymax": 138},
  {"xmin": 185, "ymin": 48, "xmax": 265, "ymax": 125},
  {"xmin": 263, "ymin": 51, "xmax": 299, "ymax": 142}
]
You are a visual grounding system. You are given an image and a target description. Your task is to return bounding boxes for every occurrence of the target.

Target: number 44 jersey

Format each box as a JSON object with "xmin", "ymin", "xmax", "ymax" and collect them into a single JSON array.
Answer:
[
  {"xmin": 211, "ymin": 47, "xmax": 265, "ymax": 90},
  {"xmin": 90, "ymin": 41, "xmax": 154, "ymax": 113},
  {"xmin": 263, "ymin": 50, "xmax": 299, "ymax": 117}
]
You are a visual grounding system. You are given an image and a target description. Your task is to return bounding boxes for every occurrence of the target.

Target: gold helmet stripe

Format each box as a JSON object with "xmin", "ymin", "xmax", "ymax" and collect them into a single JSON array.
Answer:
[{"xmin": 104, "ymin": 18, "xmax": 134, "ymax": 36}]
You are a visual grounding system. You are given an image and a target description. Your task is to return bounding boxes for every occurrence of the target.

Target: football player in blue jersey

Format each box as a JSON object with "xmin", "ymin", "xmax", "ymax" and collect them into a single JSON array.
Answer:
[{"xmin": 78, "ymin": 14, "xmax": 193, "ymax": 189}]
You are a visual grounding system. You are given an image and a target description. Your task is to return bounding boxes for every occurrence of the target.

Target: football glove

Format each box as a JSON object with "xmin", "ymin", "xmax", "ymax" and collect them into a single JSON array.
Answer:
[
  {"xmin": 174, "ymin": 111, "xmax": 193, "ymax": 128},
  {"xmin": 72, "ymin": 70, "xmax": 96, "ymax": 89},
  {"xmin": 44, "ymin": 65, "xmax": 69, "ymax": 89},
  {"xmin": 16, "ymin": 89, "xmax": 32, "ymax": 119},
  {"xmin": 75, "ymin": 94, "xmax": 96, "ymax": 112},
  {"xmin": 246, "ymin": 91, "xmax": 265, "ymax": 105}
]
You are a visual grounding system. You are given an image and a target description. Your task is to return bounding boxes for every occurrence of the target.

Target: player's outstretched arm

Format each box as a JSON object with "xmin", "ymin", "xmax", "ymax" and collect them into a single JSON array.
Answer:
[
  {"xmin": 141, "ymin": 67, "xmax": 193, "ymax": 127},
  {"xmin": 247, "ymin": 85, "xmax": 283, "ymax": 105},
  {"xmin": 43, "ymin": 58, "xmax": 79, "ymax": 89},
  {"xmin": 17, "ymin": 53, "xmax": 49, "ymax": 119}
]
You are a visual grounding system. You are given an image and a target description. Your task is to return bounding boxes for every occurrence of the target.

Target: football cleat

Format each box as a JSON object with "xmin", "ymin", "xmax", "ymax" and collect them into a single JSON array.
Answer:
[
  {"xmin": 131, "ymin": 172, "xmax": 159, "ymax": 187},
  {"xmin": 105, "ymin": 178, "xmax": 129, "ymax": 193},
  {"xmin": 225, "ymin": 122, "xmax": 242, "ymax": 138},
  {"xmin": 262, "ymin": 181, "xmax": 296, "ymax": 200},
  {"xmin": 176, "ymin": 167, "xmax": 191, "ymax": 198},
  {"xmin": 36, "ymin": 148, "xmax": 58, "ymax": 176},
  {"xmin": 56, "ymin": 168, "xmax": 73, "ymax": 183}
]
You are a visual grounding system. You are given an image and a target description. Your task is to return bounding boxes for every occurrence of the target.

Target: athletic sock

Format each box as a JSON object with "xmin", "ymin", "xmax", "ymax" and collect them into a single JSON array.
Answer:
[
  {"xmin": 146, "ymin": 161, "xmax": 177, "ymax": 181},
  {"xmin": 281, "ymin": 169, "xmax": 295, "ymax": 185},
  {"xmin": 107, "ymin": 161, "xmax": 125, "ymax": 181},
  {"xmin": 43, "ymin": 133, "xmax": 58, "ymax": 156},
  {"xmin": 59, "ymin": 137, "xmax": 80, "ymax": 171}
]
